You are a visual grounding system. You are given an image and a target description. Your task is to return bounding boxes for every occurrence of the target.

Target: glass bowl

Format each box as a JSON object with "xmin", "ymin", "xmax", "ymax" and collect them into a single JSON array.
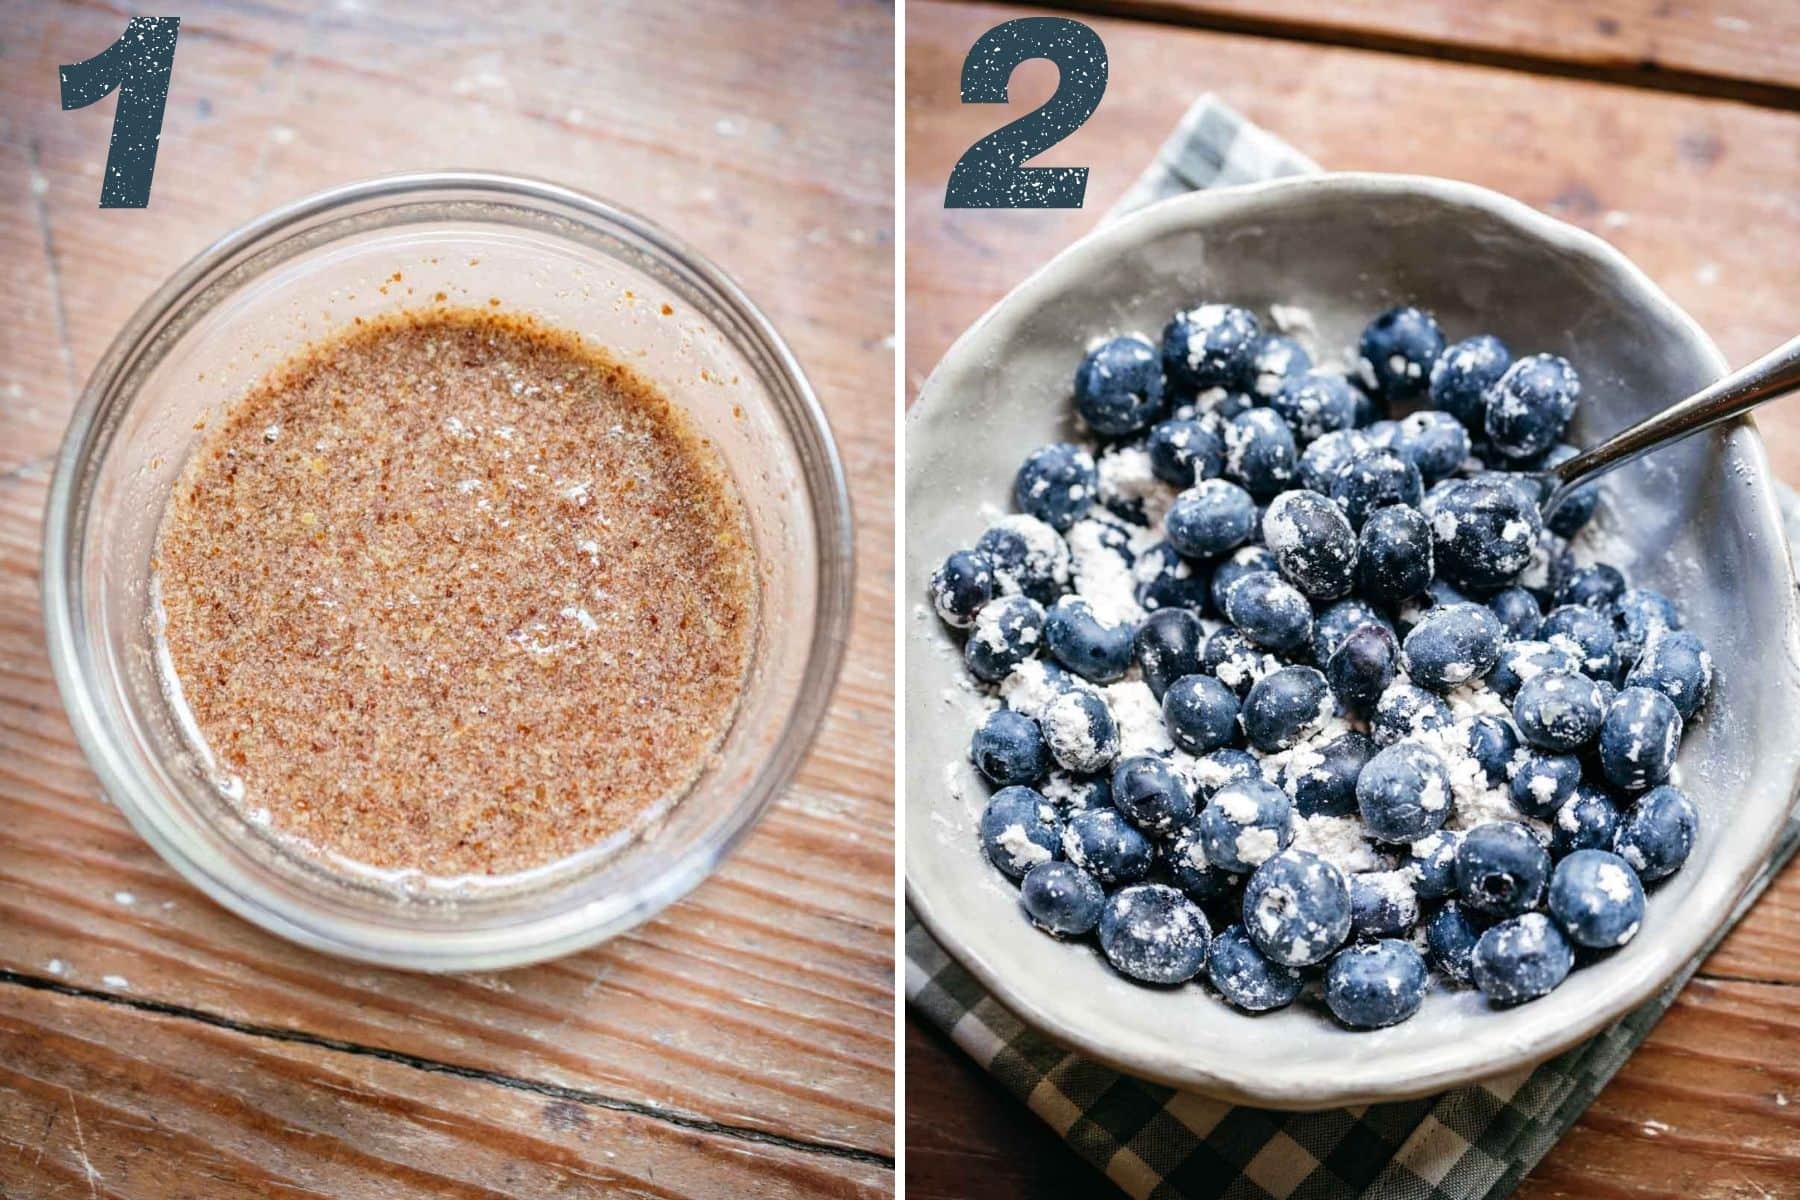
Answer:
[{"xmin": 43, "ymin": 172, "xmax": 854, "ymax": 971}]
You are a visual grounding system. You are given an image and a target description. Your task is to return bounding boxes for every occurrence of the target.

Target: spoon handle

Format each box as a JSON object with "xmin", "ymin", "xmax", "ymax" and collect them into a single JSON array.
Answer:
[{"xmin": 1544, "ymin": 334, "xmax": 1800, "ymax": 515}]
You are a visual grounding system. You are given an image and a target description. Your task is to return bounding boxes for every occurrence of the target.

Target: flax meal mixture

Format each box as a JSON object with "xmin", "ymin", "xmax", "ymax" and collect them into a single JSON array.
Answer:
[{"xmin": 153, "ymin": 308, "xmax": 757, "ymax": 878}]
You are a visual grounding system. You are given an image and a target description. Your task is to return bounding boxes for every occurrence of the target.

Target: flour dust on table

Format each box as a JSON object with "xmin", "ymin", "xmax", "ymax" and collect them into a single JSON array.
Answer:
[{"xmin": 927, "ymin": 299, "xmax": 1714, "ymax": 1030}]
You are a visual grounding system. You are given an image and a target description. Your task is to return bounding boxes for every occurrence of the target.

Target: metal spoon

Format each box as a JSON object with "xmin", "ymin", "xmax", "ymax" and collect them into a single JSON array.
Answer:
[{"xmin": 1541, "ymin": 334, "xmax": 1800, "ymax": 521}]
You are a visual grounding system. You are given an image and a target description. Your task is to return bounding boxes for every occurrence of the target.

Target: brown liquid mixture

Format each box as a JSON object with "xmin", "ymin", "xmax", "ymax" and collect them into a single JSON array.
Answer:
[{"xmin": 153, "ymin": 309, "xmax": 757, "ymax": 878}]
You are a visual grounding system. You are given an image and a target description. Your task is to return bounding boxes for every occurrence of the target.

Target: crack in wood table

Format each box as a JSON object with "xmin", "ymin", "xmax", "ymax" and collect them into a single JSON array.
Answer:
[
  {"xmin": 904, "ymin": 3, "xmax": 1799, "ymax": 1197},
  {"xmin": 0, "ymin": 2, "xmax": 895, "ymax": 1196}
]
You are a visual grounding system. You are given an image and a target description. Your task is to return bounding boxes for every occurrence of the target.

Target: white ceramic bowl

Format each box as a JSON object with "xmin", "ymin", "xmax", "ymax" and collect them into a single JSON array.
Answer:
[{"xmin": 906, "ymin": 173, "xmax": 1800, "ymax": 1108}]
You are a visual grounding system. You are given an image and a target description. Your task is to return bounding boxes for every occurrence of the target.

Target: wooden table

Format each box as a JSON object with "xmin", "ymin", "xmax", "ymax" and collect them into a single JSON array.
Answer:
[
  {"xmin": 905, "ymin": 3, "xmax": 1800, "ymax": 1197},
  {"xmin": 0, "ymin": 3, "xmax": 894, "ymax": 1196}
]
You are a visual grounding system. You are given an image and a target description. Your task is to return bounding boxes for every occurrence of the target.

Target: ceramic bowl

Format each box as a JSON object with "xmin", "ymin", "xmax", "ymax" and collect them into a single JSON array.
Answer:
[{"xmin": 905, "ymin": 173, "xmax": 1800, "ymax": 1108}]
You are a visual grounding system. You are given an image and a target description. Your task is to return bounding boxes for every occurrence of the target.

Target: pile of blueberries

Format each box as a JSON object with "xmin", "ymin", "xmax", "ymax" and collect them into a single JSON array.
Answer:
[{"xmin": 930, "ymin": 302, "xmax": 1713, "ymax": 1029}]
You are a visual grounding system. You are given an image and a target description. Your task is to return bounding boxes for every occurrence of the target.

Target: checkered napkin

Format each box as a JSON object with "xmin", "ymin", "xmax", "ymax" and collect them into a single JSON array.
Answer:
[{"xmin": 906, "ymin": 95, "xmax": 1800, "ymax": 1200}]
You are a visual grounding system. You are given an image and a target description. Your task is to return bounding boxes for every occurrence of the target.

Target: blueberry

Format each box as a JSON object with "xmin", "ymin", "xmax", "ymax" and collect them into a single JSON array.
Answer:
[
  {"xmin": 1358, "ymin": 742, "xmax": 1452, "ymax": 842},
  {"xmin": 1512, "ymin": 670, "xmax": 1605, "ymax": 752},
  {"xmin": 1484, "ymin": 353, "xmax": 1580, "ymax": 460},
  {"xmin": 1224, "ymin": 570, "xmax": 1314, "ymax": 652},
  {"xmin": 1541, "ymin": 604, "xmax": 1618, "ymax": 679},
  {"xmin": 1039, "ymin": 688, "xmax": 1120, "ymax": 774},
  {"xmin": 1401, "ymin": 603, "xmax": 1504, "ymax": 691},
  {"xmin": 1534, "ymin": 443, "xmax": 1600, "ymax": 536},
  {"xmin": 1326, "ymin": 939, "xmax": 1428, "ymax": 1028},
  {"xmin": 1166, "ymin": 479, "xmax": 1256, "ymax": 558},
  {"xmin": 1553, "ymin": 562, "xmax": 1625, "ymax": 612},
  {"xmin": 1134, "ymin": 540, "xmax": 1213, "ymax": 614},
  {"xmin": 1012, "ymin": 443, "xmax": 1096, "ymax": 533},
  {"xmin": 1286, "ymin": 730, "xmax": 1376, "ymax": 818},
  {"xmin": 1550, "ymin": 784, "xmax": 1623, "ymax": 859},
  {"xmin": 964, "ymin": 594, "xmax": 1047, "ymax": 683},
  {"xmin": 1371, "ymin": 681, "xmax": 1453, "ymax": 747},
  {"xmin": 1162, "ymin": 674, "xmax": 1241, "ymax": 755},
  {"xmin": 1133, "ymin": 608, "xmax": 1206, "ymax": 700},
  {"xmin": 1358, "ymin": 306, "xmax": 1444, "ymax": 404},
  {"xmin": 930, "ymin": 549, "xmax": 995, "ymax": 629},
  {"xmin": 1548, "ymin": 849, "xmax": 1644, "ymax": 949},
  {"xmin": 1613, "ymin": 784, "xmax": 1698, "ymax": 881},
  {"xmin": 1397, "ymin": 577, "xmax": 1473, "ymax": 637},
  {"xmin": 1210, "ymin": 545, "xmax": 1278, "ymax": 614},
  {"xmin": 1396, "ymin": 410, "xmax": 1472, "ymax": 483},
  {"xmin": 1472, "ymin": 912, "xmax": 1573, "ymax": 1004},
  {"xmin": 1490, "ymin": 639, "xmax": 1581, "ymax": 700},
  {"xmin": 1191, "ymin": 747, "xmax": 1263, "ymax": 798},
  {"xmin": 1455, "ymin": 821, "xmax": 1550, "ymax": 918},
  {"xmin": 1311, "ymin": 597, "xmax": 1391, "ymax": 665},
  {"xmin": 1250, "ymin": 333, "xmax": 1313, "ymax": 399},
  {"xmin": 1270, "ymin": 372, "xmax": 1359, "ymax": 444},
  {"xmin": 976, "ymin": 514, "xmax": 1071, "ymax": 604},
  {"xmin": 1043, "ymin": 596, "xmax": 1135, "ymax": 683},
  {"xmin": 1430, "ymin": 334, "xmax": 1512, "ymax": 431},
  {"xmin": 1099, "ymin": 883, "xmax": 1212, "ymax": 984},
  {"xmin": 1615, "ymin": 588, "xmax": 1682, "ymax": 666},
  {"xmin": 1488, "ymin": 586, "xmax": 1543, "ymax": 640},
  {"xmin": 1509, "ymin": 753, "xmax": 1583, "ymax": 818},
  {"xmin": 1626, "ymin": 629, "xmax": 1713, "ymax": 719},
  {"xmin": 1261, "ymin": 489, "xmax": 1357, "ymax": 599},
  {"xmin": 1189, "ymin": 389, "xmax": 1255, "ymax": 421},
  {"xmin": 1426, "ymin": 902, "xmax": 1484, "ymax": 985},
  {"xmin": 1355, "ymin": 504, "xmax": 1435, "ymax": 604},
  {"xmin": 1110, "ymin": 754, "xmax": 1196, "ymax": 833},
  {"xmin": 971, "ymin": 708, "xmax": 1050, "ymax": 786},
  {"xmin": 1075, "ymin": 335, "xmax": 1167, "ymax": 435},
  {"xmin": 1331, "ymin": 449, "xmax": 1423, "ymax": 529},
  {"xmin": 1203, "ymin": 626, "xmax": 1272, "ymax": 696},
  {"xmin": 1327, "ymin": 624, "xmax": 1401, "ymax": 714},
  {"xmin": 1298, "ymin": 429, "xmax": 1371, "ymax": 493},
  {"xmin": 1243, "ymin": 849, "xmax": 1352, "ymax": 967},
  {"xmin": 1463, "ymin": 714, "xmax": 1522, "ymax": 786},
  {"xmin": 979, "ymin": 785, "xmax": 1061, "ymax": 878},
  {"xmin": 1147, "ymin": 418, "xmax": 1225, "ymax": 487},
  {"xmin": 1020, "ymin": 861, "xmax": 1106, "ymax": 936},
  {"xmin": 1061, "ymin": 808, "xmax": 1154, "ymax": 885},
  {"xmin": 1242, "ymin": 665, "xmax": 1332, "ymax": 752},
  {"xmin": 1205, "ymin": 924, "xmax": 1305, "ymax": 1012},
  {"xmin": 1597, "ymin": 686, "xmax": 1681, "ymax": 790},
  {"xmin": 1199, "ymin": 778, "xmax": 1294, "ymax": 873},
  {"xmin": 1161, "ymin": 821, "xmax": 1237, "ymax": 905},
  {"xmin": 1408, "ymin": 829, "xmax": 1465, "ymax": 900},
  {"xmin": 1163, "ymin": 304, "xmax": 1262, "ymax": 392},
  {"xmin": 1225, "ymin": 408, "xmax": 1299, "ymax": 497},
  {"xmin": 1350, "ymin": 870, "xmax": 1420, "ymax": 941},
  {"xmin": 1427, "ymin": 477, "xmax": 1542, "ymax": 589}
]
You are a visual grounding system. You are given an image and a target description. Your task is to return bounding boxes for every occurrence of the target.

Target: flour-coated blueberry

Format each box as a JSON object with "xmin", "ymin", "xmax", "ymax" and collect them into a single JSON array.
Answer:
[
  {"xmin": 1224, "ymin": 570, "xmax": 1314, "ymax": 652},
  {"xmin": 1489, "ymin": 639, "xmax": 1581, "ymax": 700},
  {"xmin": 1358, "ymin": 306, "xmax": 1444, "ymax": 404},
  {"xmin": 1534, "ymin": 443, "xmax": 1600, "ymax": 536},
  {"xmin": 1286, "ymin": 730, "xmax": 1375, "ymax": 818},
  {"xmin": 1553, "ymin": 562, "xmax": 1625, "ymax": 612},
  {"xmin": 1163, "ymin": 304, "xmax": 1262, "ymax": 392},
  {"xmin": 1198, "ymin": 777, "xmax": 1294, "ymax": 873},
  {"xmin": 1061, "ymin": 808, "xmax": 1154, "ymax": 885},
  {"xmin": 964, "ymin": 594, "xmax": 1046, "ymax": 683},
  {"xmin": 1327, "ymin": 623, "xmax": 1401, "ymax": 715},
  {"xmin": 1162, "ymin": 674, "xmax": 1242, "ymax": 755},
  {"xmin": 1626, "ymin": 629, "xmax": 1713, "ymax": 719},
  {"xmin": 1225, "ymin": 408, "xmax": 1299, "ymax": 497},
  {"xmin": 1370, "ymin": 681, "xmax": 1452, "ymax": 746},
  {"xmin": 1133, "ymin": 540, "xmax": 1213, "ymax": 614},
  {"xmin": 1509, "ymin": 753, "xmax": 1583, "ymax": 818},
  {"xmin": 1350, "ymin": 870, "xmax": 1420, "ymax": 941},
  {"xmin": 1487, "ymin": 585, "xmax": 1543, "ymax": 640},
  {"xmin": 971, "ymin": 708, "xmax": 1050, "ymax": 786},
  {"xmin": 1472, "ymin": 912, "xmax": 1573, "ymax": 1004},
  {"xmin": 1191, "ymin": 747, "xmax": 1263, "ymax": 798},
  {"xmin": 1298, "ymin": 428, "xmax": 1371, "ymax": 493},
  {"xmin": 1331, "ymin": 448, "xmax": 1423, "ymax": 529},
  {"xmin": 1408, "ymin": 829, "xmax": 1465, "ymax": 900},
  {"xmin": 975, "ymin": 514, "xmax": 1071, "ymax": 604},
  {"xmin": 979, "ymin": 786, "xmax": 1061, "ymax": 878},
  {"xmin": 1020, "ymin": 860, "xmax": 1106, "ymax": 936},
  {"xmin": 930, "ymin": 549, "xmax": 994, "ymax": 629},
  {"xmin": 1548, "ymin": 849, "xmax": 1644, "ymax": 949},
  {"xmin": 1427, "ymin": 477, "xmax": 1542, "ymax": 589},
  {"xmin": 1613, "ymin": 784, "xmax": 1697, "ymax": 881},
  {"xmin": 1039, "ymin": 688, "xmax": 1120, "ymax": 774},
  {"xmin": 1243, "ymin": 849, "xmax": 1352, "ymax": 967},
  {"xmin": 1326, "ymin": 939, "xmax": 1428, "ymax": 1028},
  {"xmin": 1110, "ymin": 754, "xmax": 1195, "ymax": 834},
  {"xmin": 1203, "ymin": 626, "xmax": 1273, "ymax": 697},
  {"xmin": 1541, "ymin": 604, "xmax": 1619, "ymax": 680},
  {"xmin": 1205, "ymin": 924, "xmax": 1305, "ymax": 1012},
  {"xmin": 1401, "ymin": 603, "xmax": 1504, "ymax": 691},
  {"xmin": 1484, "ymin": 353, "xmax": 1579, "ymax": 460},
  {"xmin": 1597, "ymin": 686, "xmax": 1681, "ymax": 790},
  {"xmin": 1263, "ymin": 488, "xmax": 1357, "ymax": 598},
  {"xmin": 1311, "ymin": 597, "xmax": 1391, "ymax": 665},
  {"xmin": 1455, "ymin": 821, "xmax": 1550, "ymax": 918},
  {"xmin": 1075, "ymin": 335, "xmax": 1167, "ymax": 435},
  {"xmin": 1463, "ymin": 714, "xmax": 1522, "ymax": 787},
  {"xmin": 1270, "ymin": 372, "xmax": 1359, "ymax": 444},
  {"xmin": 1013, "ymin": 443, "xmax": 1097, "ymax": 533},
  {"xmin": 1133, "ymin": 608, "xmax": 1206, "ymax": 700},
  {"xmin": 1358, "ymin": 742, "xmax": 1452, "ymax": 843},
  {"xmin": 1430, "ymin": 334, "xmax": 1512, "ymax": 431},
  {"xmin": 1614, "ymin": 588, "xmax": 1681, "ymax": 666},
  {"xmin": 1044, "ymin": 596, "xmax": 1135, "ymax": 683},
  {"xmin": 1166, "ymin": 478, "xmax": 1256, "ymax": 558},
  {"xmin": 1099, "ymin": 883, "xmax": 1212, "ymax": 984},
  {"xmin": 1242, "ymin": 665, "xmax": 1332, "ymax": 752},
  {"xmin": 1396, "ymin": 410, "xmax": 1471, "ymax": 483},
  {"xmin": 1355, "ymin": 503, "xmax": 1434, "ymax": 603},
  {"xmin": 1250, "ymin": 333, "xmax": 1313, "ymax": 398},
  {"xmin": 1210, "ymin": 545, "xmax": 1279, "ymax": 614},
  {"xmin": 1147, "ymin": 418, "xmax": 1226, "ymax": 487},
  {"xmin": 1512, "ymin": 669, "xmax": 1605, "ymax": 752}
]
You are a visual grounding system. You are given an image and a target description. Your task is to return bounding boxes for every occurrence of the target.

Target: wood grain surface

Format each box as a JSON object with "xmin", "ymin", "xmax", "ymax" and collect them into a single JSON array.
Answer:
[
  {"xmin": 905, "ymin": 2, "xmax": 1800, "ymax": 1197},
  {"xmin": 0, "ymin": 2, "xmax": 895, "ymax": 1196}
]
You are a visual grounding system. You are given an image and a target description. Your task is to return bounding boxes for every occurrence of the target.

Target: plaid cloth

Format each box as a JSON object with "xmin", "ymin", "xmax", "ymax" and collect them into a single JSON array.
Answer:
[{"xmin": 907, "ymin": 95, "xmax": 1800, "ymax": 1200}]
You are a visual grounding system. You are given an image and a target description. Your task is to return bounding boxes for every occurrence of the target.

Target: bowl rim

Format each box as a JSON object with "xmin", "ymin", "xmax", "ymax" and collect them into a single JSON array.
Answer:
[
  {"xmin": 42, "ymin": 170, "xmax": 856, "ymax": 971},
  {"xmin": 905, "ymin": 170, "xmax": 1800, "ymax": 1107}
]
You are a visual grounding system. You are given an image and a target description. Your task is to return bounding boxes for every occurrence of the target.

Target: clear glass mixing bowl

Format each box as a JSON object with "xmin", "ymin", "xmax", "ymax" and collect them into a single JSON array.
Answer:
[{"xmin": 42, "ymin": 172, "xmax": 854, "ymax": 970}]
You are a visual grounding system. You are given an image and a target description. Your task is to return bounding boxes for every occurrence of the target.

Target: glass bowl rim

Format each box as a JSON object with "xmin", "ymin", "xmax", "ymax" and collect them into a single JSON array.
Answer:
[{"xmin": 40, "ymin": 170, "xmax": 856, "ymax": 970}]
